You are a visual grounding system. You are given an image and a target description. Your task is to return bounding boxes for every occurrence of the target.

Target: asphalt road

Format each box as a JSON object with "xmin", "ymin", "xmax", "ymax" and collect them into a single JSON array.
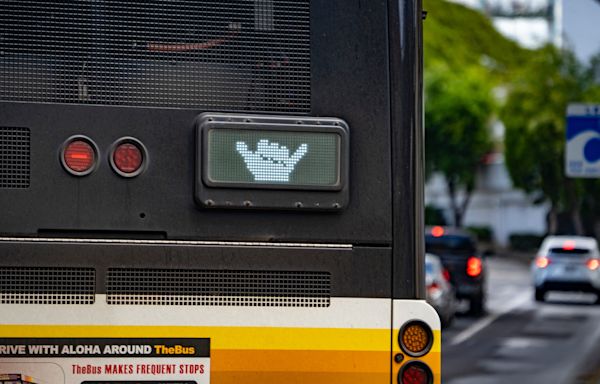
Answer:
[{"xmin": 442, "ymin": 254, "xmax": 600, "ymax": 384}]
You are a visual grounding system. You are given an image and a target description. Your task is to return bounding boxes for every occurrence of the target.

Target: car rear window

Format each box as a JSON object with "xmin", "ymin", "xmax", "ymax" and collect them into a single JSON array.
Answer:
[
  {"xmin": 425, "ymin": 235, "xmax": 475, "ymax": 253},
  {"xmin": 548, "ymin": 248, "xmax": 590, "ymax": 256}
]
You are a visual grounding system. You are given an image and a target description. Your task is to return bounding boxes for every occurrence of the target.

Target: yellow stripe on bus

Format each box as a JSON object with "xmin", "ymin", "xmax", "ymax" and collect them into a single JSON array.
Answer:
[
  {"xmin": 211, "ymin": 371, "xmax": 389, "ymax": 384},
  {"xmin": 212, "ymin": 349, "xmax": 388, "ymax": 372},
  {"xmin": 0, "ymin": 325, "xmax": 441, "ymax": 352},
  {"xmin": 0, "ymin": 325, "xmax": 441, "ymax": 383},
  {"xmin": 0, "ymin": 325, "xmax": 392, "ymax": 351}
]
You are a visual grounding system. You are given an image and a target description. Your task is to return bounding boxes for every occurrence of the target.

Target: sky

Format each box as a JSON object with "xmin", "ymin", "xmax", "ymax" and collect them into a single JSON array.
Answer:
[
  {"xmin": 563, "ymin": 0, "xmax": 600, "ymax": 63},
  {"xmin": 492, "ymin": 17, "xmax": 550, "ymax": 49}
]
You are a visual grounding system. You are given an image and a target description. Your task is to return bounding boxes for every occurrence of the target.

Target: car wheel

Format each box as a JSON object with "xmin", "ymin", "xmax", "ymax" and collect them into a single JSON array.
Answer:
[
  {"xmin": 468, "ymin": 295, "xmax": 485, "ymax": 316},
  {"xmin": 535, "ymin": 288, "xmax": 545, "ymax": 302}
]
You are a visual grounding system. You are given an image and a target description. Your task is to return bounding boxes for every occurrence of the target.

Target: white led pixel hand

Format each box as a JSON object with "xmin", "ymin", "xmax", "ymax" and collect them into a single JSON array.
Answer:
[{"xmin": 236, "ymin": 140, "xmax": 308, "ymax": 182}]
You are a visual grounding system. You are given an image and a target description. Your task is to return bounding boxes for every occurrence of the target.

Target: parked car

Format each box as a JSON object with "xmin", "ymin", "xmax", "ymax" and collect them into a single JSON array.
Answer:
[
  {"xmin": 531, "ymin": 235, "xmax": 600, "ymax": 302},
  {"xmin": 426, "ymin": 253, "xmax": 457, "ymax": 327},
  {"xmin": 425, "ymin": 226, "xmax": 486, "ymax": 315}
]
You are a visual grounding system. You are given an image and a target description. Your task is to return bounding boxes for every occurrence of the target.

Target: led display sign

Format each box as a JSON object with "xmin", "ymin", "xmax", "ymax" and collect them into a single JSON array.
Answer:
[
  {"xmin": 205, "ymin": 129, "xmax": 341, "ymax": 189},
  {"xmin": 196, "ymin": 113, "xmax": 349, "ymax": 210}
]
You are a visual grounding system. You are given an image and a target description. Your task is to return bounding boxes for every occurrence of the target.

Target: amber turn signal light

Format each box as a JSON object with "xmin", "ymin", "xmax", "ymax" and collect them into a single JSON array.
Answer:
[{"xmin": 399, "ymin": 320, "xmax": 433, "ymax": 357}]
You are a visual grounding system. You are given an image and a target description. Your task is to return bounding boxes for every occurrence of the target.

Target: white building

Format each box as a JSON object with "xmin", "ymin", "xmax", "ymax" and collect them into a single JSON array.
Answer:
[{"xmin": 425, "ymin": 158, "xmax": 549, "ymax": 247}]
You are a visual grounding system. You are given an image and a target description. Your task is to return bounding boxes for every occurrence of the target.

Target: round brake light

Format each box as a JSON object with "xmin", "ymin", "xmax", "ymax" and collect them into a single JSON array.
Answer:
[
  {"xmin": 110, "ymin": 137, "xmax": 147, "ymax": 177},
  {"xmin": 399, "ymin": 362, "xmax": 433, "ymax": 384},
  {"xmin": 61, "ymin": 136, "xmax": 98, "ymax": 176}
]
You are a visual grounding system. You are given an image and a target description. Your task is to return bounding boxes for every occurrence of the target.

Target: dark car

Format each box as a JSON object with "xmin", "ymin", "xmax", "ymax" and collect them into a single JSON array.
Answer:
[{"xmin": 425, "ymin": 226, "xmax": 485, "ymax": 315}]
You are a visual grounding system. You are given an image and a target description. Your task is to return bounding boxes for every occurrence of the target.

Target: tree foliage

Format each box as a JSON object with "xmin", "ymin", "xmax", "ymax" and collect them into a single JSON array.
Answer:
[
  {"xmin": 422, "ymin": 0, "xmax": 516, "ymax": 227},
  {"xmin": 501, "ymin": 46, "xmax": 600, "ymax": 235},
  {"xmin": 423, "ymin": 0, "xmax": 529, "ymax": 77},
  {"xmin": 425, "ymin": 66, "xmax": 495, "ymax": 226},
  {"xmin": 423, "ymin": 0, "xmax": 600, "ymax": 236}
]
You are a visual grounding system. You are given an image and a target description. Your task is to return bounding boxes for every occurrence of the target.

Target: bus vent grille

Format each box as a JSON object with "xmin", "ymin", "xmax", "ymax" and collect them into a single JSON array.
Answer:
[
  {"xmin": 0, "ymin": 127, "xmax": 30, "ymax": 189},
  {"xmin": 107, "ymin": 269, "xmax": 331, "ymax": 307},
  {"xmin": 0, "ymin": 1, "xmax": 310, "ymax": 113},
  {"xmin": 0, "ymin": 267, "xmax": 95, "ymax": 304}
]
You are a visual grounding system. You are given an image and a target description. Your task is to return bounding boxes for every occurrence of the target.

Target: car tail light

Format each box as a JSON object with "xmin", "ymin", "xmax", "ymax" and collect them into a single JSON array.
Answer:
[
  {"xmin": 427, "ymin": 282, "xmax": 440, "ymax": 294},
  {"xmin": 442, "ymin": 268, "xmax": 451, "ymax": 282},
  {"xmin": 535, "ymin": 256, "xmax": 551, "ymax": 269},
  {"xmin": 466, "ymin": 257, "xmax": 482, "ymax": 277},
  {"xmin": 431, "ymin": 226, "xmax": 444, "ymax": 237},
  {"xmin": 61, "ymin": 136, "xmax": 98, "ymax": 176},
  {"xmin": 562, "ymin": 240, "xmax": 576, "ymax": 251},
  {"xmin": 398, "ymin": 321, "xmax": 433, "ymax": 357},
  {"xmin": 587, "ymin": 258, "xmax": 600, "ymax": 271},
  {"xmin": 400, "ymin": 362, "xmax": 433, "ymax": 384},
  {"xmin": 110, "ymin": 137, "xmax": 147, "ymax": 177}
]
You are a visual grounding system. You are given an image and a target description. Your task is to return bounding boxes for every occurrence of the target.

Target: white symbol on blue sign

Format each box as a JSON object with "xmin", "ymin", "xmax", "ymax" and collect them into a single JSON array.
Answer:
[
  {"xmin": 566, "ymin": 104, "xmax": 600, "ymax": 178},
  {"xmin": 236, "ymin": 140, "xmax": 308, "ymax": 182}
]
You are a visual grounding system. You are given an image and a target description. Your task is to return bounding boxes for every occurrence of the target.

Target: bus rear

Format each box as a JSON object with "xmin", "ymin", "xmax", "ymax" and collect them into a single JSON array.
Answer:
[{"xmin": 0, "ymin": 1, "xmax": 440, "ymax": 383}]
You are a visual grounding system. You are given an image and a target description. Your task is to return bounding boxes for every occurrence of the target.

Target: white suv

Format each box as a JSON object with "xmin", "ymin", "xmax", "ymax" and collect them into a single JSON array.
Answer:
[{"xmin": 532, "ymin": 236, "xmax": 600, "ymax": 302}]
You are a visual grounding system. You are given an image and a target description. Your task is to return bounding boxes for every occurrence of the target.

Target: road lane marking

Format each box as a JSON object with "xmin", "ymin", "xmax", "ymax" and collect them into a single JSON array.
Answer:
[
  {"xmin": 450, "ymin": 290, "xmax": 531, "ymax": 346},
  {"xmin": 500, "ymin": 336, "xmax": 547, "ymax": 349}
]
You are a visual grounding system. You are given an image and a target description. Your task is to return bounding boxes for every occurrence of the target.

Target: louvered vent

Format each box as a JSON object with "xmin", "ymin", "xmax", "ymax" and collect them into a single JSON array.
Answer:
[
  {"xmin": 0, "ymin": 1, "xmax": 310, "ymax": 112},
  {"xmin": 0, "ymin": 267, "xmax": 95, "ymax": 304},
  {"xmin": 0, "ymin": 127, "xmax": 30, "ymax": 189},
  {"xmin": 107, "ymin": 269, "xmax": 331, "ymax": 307}
]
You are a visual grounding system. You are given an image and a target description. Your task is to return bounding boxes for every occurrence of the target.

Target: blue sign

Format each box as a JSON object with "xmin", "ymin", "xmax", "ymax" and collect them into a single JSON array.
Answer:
[{"xmin": 566, "ymin": 104, "xmax": 600, "ymax": 178}]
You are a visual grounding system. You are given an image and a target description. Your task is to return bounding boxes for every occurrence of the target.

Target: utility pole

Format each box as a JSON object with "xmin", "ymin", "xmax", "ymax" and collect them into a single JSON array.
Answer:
[{"xmin": 552, "ymin": 0, "xmax": 563, "ymax": 48}]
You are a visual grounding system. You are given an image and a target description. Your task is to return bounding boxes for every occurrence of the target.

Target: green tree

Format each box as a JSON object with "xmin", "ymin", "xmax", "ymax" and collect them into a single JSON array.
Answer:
[
  {"xmin": 425, "ymin": 66, "xmax": 495, "ymax": 227},
  {"xmin": 422, "ymin": 0, "xmax": 528, "ymax": 228},
  {"xmin": 502, "ymin": 46, "xmax": 600, "ymax": 235},
  {"xmin": 423, "ymin": 0, "xmax": 529, "ymax": 78}
]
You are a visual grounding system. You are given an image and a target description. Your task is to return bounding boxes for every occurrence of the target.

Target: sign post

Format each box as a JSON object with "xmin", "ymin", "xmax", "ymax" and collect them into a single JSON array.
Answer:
[{"xmin": 566, "ymin": 103, "xmax": 600, "ymax": 178}]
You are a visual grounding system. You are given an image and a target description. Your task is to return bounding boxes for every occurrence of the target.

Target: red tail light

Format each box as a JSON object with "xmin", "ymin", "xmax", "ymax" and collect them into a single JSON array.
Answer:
[
  {"xmin": 431, "ymin": 226, "xmax": 444, "ymax": 237},
  {"xmin": 587, "ymin": 258, "xmax": 600, "ymax": 271},
  {"xmin": 400, "ymin": 362, "xmax": 433, "ymax": 384},
  {"xmin": 427, "ymin": 282, "xmax": 440, "ymax": 294},
  {"xmin": 61, "ymin": 136, "xmax": 98, "ymax": 176},
  {"xmin": 535, "ymin": 256, "xmax": 551, "ymax": 269},
  {"xmin": 110, "ymin": 137, "xmax": 147, "ymax": 177},
  {"xmin": 442, "ymin": 268, "xmax": 451, "ymax": 282},
  {"xmin": 466, "ymin": 257, "xmax": 482, "ymax": 277}
]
